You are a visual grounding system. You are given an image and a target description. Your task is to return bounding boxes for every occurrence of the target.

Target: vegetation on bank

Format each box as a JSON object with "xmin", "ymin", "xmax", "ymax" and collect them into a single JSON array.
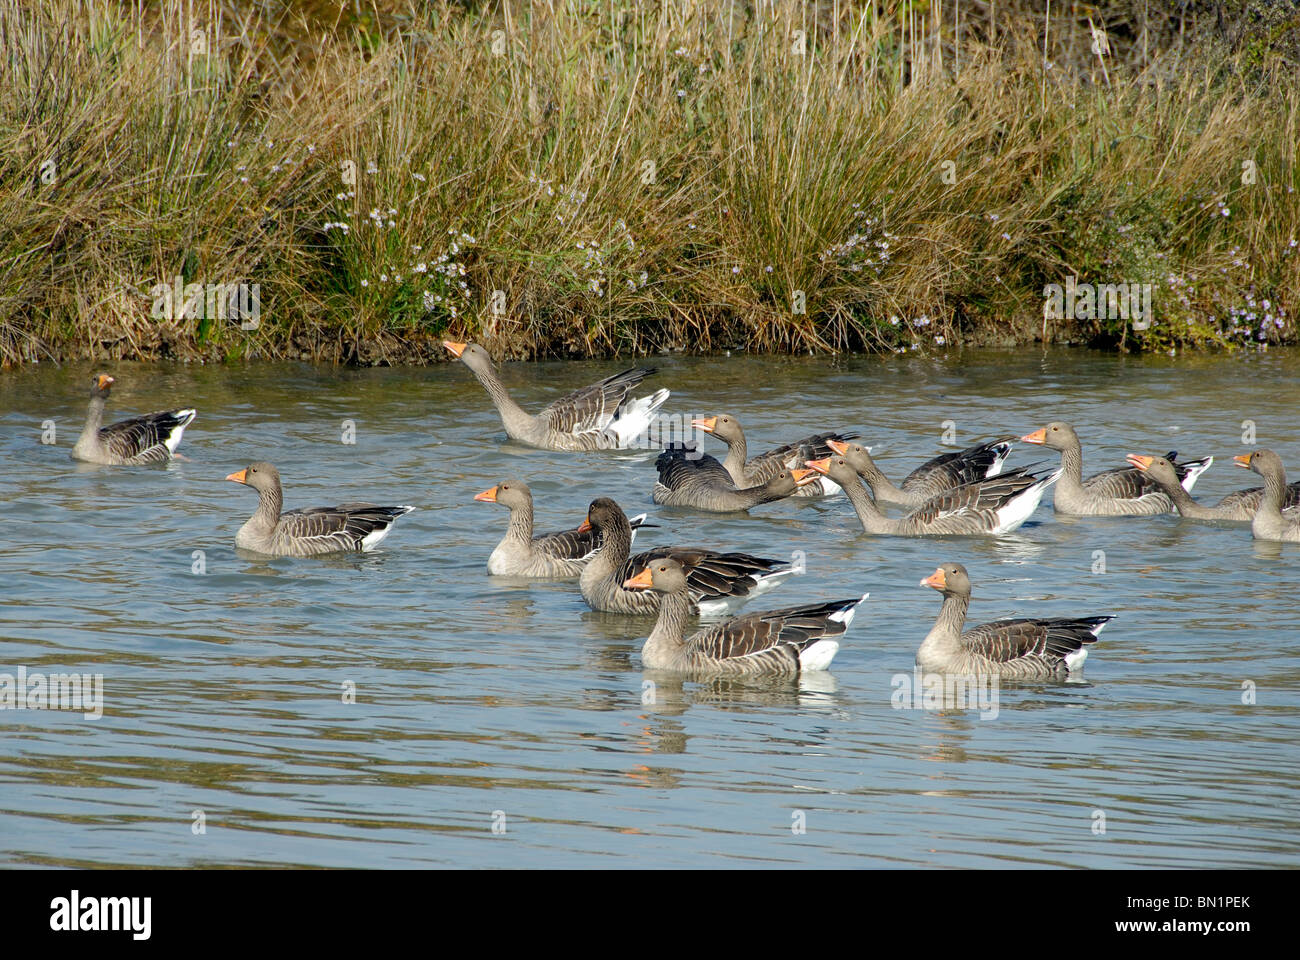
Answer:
[{"xmin": 2, "ymin": 0, "xmax": 1298, "ymax": 366}]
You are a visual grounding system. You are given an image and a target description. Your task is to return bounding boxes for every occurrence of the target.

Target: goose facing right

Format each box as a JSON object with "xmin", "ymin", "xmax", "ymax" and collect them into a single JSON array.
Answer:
[
  {"xmin": 1235, "ymin": 449, "xmax": 1300, "ymax": 542},
  {"xmin": 623, "ymin": 558, "xmax": 868, "ymax": 676},
  {"xmin": 651, "ymin": 445, "xmax": 817, "ymax": 512},
  {"xmin": 444, "ymin": 341, "xmax": 668, "ymax": 451},
  {"xmin": 918, "ymin": 563, "xmax": 1112, "ymax": 679},
  {"xmin": 227, "ymin": 462, "xmax": 414, "ymax": 556},
  {"xmin": 72, "ymin": 374, "xmax": 196, "ymax": 465}
]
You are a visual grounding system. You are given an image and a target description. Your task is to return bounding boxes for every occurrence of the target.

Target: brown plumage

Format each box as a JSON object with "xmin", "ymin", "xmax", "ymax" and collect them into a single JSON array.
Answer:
[
  {"xmin": 71, "ymin": 374, "xmax": 196, "ymax": 465},
  {"xmin": 444, "ymin": 341, "xmax": 668, "ymax": 450},
  {"xmin": 1022, "ymin": 422, "xmax": 1211, "ymax": 515},
  {"xmin": 578, "ymin": 497, "xmax": 793, "ymax": 615},
  {"xmin": 1235, "ymin": 449, "xmax": 1300, "ymax": 543},
  {"xmin": 1127, "ymin": 454, "xmax": 1300, "ymax": 522},
  {"xmin": 827, "ymin": 437, "xmax": 1015, "ymax": 508},
  {"xmin": 918, "ymin": 563, "xmax": 1112, "ymax": 679},
  {"xmin": 690, "ymin": 415, "xmax": 859, "ymax": 497},
  {"xmin": 624, "ymin": 558, "xmax": 868, "ymax": 675},
  {"xmin": 476, "ymin": 480, "xmax": 648, "ymax": 577},
  {"xmin": 651, "ymin": 445, "xmax": 816, "ymax": 511},
  {"xmin": 227, "ymin": 462, "xmax": 414, "ymax": 557}
]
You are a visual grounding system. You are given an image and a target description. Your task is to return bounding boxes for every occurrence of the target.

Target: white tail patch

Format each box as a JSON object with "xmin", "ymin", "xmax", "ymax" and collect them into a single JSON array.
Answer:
[
  {"xmin": 992, "ymin": 469, "xmax": 1061, "ymax": 534},
  {"xmin": 828, "ymin": 592, "xmax": 869, "ymax": 627},
  {"xmin": 798, "ymin": 639, "xmax": 840, "ymax": 672},
  {"xmin": 1064, "ymin": 647, "xmax": 1089, "ymax": 672},
  {"xmin": 986, "ymin": 443, "xmax": 1012, "ymax": 478},
  {"xmin": 607, "ymin": 388, "xmax": 671, "ymax": 447},
  {"xmin": 1180, "ymin": 456, "xmax": 1213, "ymax": 492},
  {"xmin": 360, "ymin": 525, "xmax": 394, "ymax": 551},
  {"xmin": 747, "ymin": 567, "xmax": 797, "ymax": 599},
  {"xmin": 164, "ymin": 409, "xmax": 198, "ymax": 453},
  {"xmin": 628, "ymin": 512, "xmax": 648, "ymax": 546}
]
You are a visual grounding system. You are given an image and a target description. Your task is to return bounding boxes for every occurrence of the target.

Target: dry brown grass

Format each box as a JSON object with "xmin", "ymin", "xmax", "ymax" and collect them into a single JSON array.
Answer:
[{"xmin": 1, "ymin": 0, "xmax": 1297, "ymax": 366}]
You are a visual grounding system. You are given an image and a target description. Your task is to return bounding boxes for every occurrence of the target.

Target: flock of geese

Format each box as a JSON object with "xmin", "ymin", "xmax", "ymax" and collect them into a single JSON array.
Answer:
[{"xmin": 70, "ymin": 348, "xmax": 1300, "ymax": 682}]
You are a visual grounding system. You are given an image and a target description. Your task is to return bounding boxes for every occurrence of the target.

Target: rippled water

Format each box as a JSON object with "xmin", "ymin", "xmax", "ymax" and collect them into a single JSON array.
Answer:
[{"xmin": 1, "ymin": 347, "xmax": 1298, "ymax": 868}]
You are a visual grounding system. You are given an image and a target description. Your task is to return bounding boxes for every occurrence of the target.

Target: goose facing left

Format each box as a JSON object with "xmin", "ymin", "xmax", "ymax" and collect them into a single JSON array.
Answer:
[
  {"xmin": 71, "ymin": 374, "xmax": 196, "ymax": 465},
  {"xmin": 226, "ymin": 462, "xmax": 414, "ymax": 557},
  {"xmin": 623, "ymin": 558, "xmax": 868, "ymax": 676},
  {"xmin": 444, "ymin": 341, "xmax": 669, "ymax": 451}
]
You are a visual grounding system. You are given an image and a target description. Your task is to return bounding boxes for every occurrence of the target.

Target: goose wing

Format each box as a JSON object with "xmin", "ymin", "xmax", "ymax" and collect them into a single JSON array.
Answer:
[
  {"xmin": 538, "ymin": 366, "xmax": 655, "ymax": 437},
  {"xmin": 620, "ymin": 547, "xmax": 786, "ymax": 602},
  {"xmin": 689, "ymin": 598, "xmax": 862, "ymax": 662},
  {"xmin": 901, "ymin": 437, "xmax": 1016, "ymax": 496},
  {"xmin": 748, "ymin": 431, "xmax": 860, "ymax": 479},
  {"xmin": 961, "ymin": 616, "xmax": 1113, "ymax": 664},
  {"xmin": 100, "ymin": 409, "xmax": 195, "ymax": 463},
  {"xmin": 277, "ymin": 504, "xmax": 412, "ymax": 551},
  {"xmin": 654, "ymin": 445, "xmax": 734, "ymax": 491}
]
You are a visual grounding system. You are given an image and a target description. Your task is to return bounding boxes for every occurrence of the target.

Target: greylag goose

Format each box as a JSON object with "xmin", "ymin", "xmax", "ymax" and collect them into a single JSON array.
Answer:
[
  {"xmin": 578, "ymin": 497, "xmax": 793, "ymax": 615},
  {"xmin": 1234, "ymin": 449, "xmax": 1300, "ymax": 543},
  {"xmin": 71, "ymin": 374, "xmax": 196, "ymax": 465},
  {"xmin": 623, "ymin": 558, "xmax": 867, "ymax": 675},
  {"xmin": 443, "ymin": 341, "xmax": 668, "ymax": 451},
  {"xmin": 805, "ymin": 455, "xmax": 1059, "ymax": 536},
  {"xmin": 651, "ymin": 445, "xmax": 817, "ymax": 511},
  {"xmin": 1126, "ymin": 454, "xmax": 1300, "ymax": 522},
  {"xmin": 690, "ymin": 415, "xmax": 860, "ymax": 497},
  {"xmin": 475, "ymin": 480, "xmax": 649, "ymax": 577},
  {"xmin": 824, "ymin": 437, "xmax": 1015, "ymax": 508},
  {"xmin": 1021, "ymin": 422, "xmax": 1211, "ymax": 516},
  {"xmin": 918, "ymin": 563, "xmax": 1112, "ymax": 679},
  {"xmin": 226, "ymin": 462, "xmax": 414, "ymax": 556}
]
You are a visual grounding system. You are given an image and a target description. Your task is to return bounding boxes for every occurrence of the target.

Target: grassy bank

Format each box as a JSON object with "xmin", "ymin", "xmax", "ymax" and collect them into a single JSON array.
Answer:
[{"xmin": 2, "ymin": 0, "xmax": 1299, "ymax": 366}]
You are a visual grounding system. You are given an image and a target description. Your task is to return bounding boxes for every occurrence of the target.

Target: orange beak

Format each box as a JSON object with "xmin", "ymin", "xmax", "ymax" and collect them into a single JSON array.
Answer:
[
  {"xmin": 443, "ymin": 341, "xmax": 467, "ymax": 358},
  {"xmin": 623, "ymin": 566, "xmax": 654, "ymax": 590},
  {"xmin": 1125, "ymin": 454, "xmax": 1153, "ymax": 471},
  {"xmin": 791, "ymin": 467, "xmax": 816, "ymax": 486},
  {"xmin": 804, "ymin": 457, "xmax": 832, "ymax": 476},
  {"xmin": 474, "ymin": 485, "xmax": 499, "ymax": 503},
  {"xmin": 1233, "ymin": 454, "xmax": 1253, "ymax": 469},
  {"xmin": 225, "ymin": 469, "xmax": 248, "ymax": 484},
  {"xmin": 921, "ymin": 567, "xmax": 947, "ymax": 590},
  {"xmin": 577, "ymin": 517, "xmax": 593, "ymax": 533},
  {"xmin": 690, "ymin": 417, "xmax": 718, "ymax": 433},
  {"xmin": 827, "ymin": 439, "xmax": 849, "ymax": 455},
  {"xmin": 96, "ymin": 374, "xmax": 115, "ymax": 389},
  {"xmin": 1021, "ymin": 428, "xmax": 1047, "ymax": 444}
]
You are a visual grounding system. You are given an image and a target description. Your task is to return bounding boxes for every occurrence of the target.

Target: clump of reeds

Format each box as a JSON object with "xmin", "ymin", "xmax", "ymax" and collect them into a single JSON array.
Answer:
[{"xmin": 1, "ymin": 0, "xmax": 1296, "ymax": 366}]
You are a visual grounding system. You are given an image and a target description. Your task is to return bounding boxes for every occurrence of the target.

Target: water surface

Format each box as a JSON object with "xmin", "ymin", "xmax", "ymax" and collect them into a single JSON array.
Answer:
[{"xmin": 1, "ymin": 347, "xmax": 1298, "ymax": 867}]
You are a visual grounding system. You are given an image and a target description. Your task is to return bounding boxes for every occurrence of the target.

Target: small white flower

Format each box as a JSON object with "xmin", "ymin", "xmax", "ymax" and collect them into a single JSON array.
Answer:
[
  {"xmin": 765, "ymin": 265, "xmax": 773, "ymax": 273},
  {"xmin": 361, "ymin": 279, "xmax": 369, "ymax": 287},
  {"xmin": 380, "ymin": 273, "xmax": 388, "ymax": 282},
  {"xmin": 731, "ymin": 266, "xmax": 740, "ymax": 274},
  {"xmin": 307, "ymin": 144, "xmax": 316, "ymax": 154},
  {"xmin": 366, "ymin": 161, "xmax": 378, "ymax": 175},
  {"xmin": 677, "ymin": 89, "xmax": 686, "ymax": 98}
]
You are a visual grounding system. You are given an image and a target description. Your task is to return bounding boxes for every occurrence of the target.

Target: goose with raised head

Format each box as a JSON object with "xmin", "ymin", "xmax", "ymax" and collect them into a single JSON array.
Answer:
[
  {"xmin": 71, "ymin": 374, "xmax": 196, "ymax": 465},
  {"xmin": 805, "ymin": 455, "xmax": 1059, "ymax": 536},
  {"xmin": 1234, "ymin": 449, "xmax": 1300, "ymax": 542},
  {"xmin": 1021, "ymin": 422, "xmax": 1211, "ymax": 515},
  {"xmin": 825, "ymin": 437, "xmax": 1015, "ymax": 508},
  {"xmin": 475, "ymin": 480, "xmax": 649, "ymax": 577},
  {"xmin": 578, "ymin": 497, "xmax": 793, "ymax": 616},
  {"xmin": 1126, "ymin": 454, "xmax": 1300, "ymax": 522},
  {"xmin": 623, "ymin": 558, "xmax": 868, "ymax": 676},
  {"xmin": 443, "ymin": 341, "xmax": 668, "ymax": 451},
  {"xmin": 226, "ymin": 462, "xmax": 414, "ymax": 557},
  {"xmin": 652, "ymin": 445, "xmax": 817, "ymax": 512},
  {"xmin": 690, "ymin": 415, "xmax": 860, "ymax": 497},
  {"xmin": 918, "ymin": 563, "xmax": 1112, "ymax": 679}
]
